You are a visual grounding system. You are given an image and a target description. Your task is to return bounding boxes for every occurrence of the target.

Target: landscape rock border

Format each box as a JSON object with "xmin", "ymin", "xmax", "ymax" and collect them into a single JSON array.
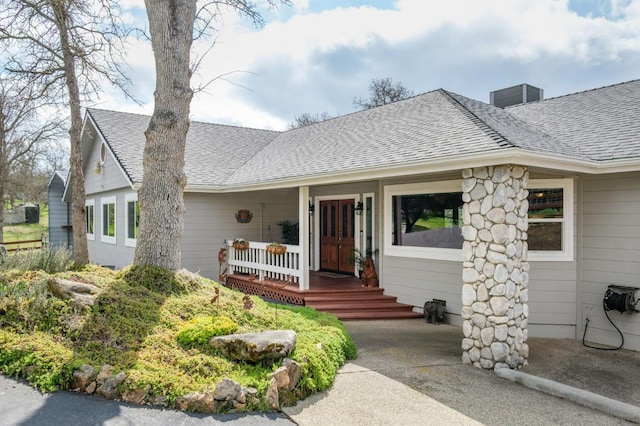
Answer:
[{"xmin": 69, "ymin": 357, "xmax": 302, "ymax": 413}]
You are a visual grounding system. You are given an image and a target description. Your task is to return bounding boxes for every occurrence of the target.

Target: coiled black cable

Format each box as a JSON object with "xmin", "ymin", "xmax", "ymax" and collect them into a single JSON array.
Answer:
[
  {"xmin": 604, "ymin": 289, "xmax": 636, "ymax": 313},
  {"xmin": 582, "ymin": 290, "xmax": 626, "ymax": 351}
]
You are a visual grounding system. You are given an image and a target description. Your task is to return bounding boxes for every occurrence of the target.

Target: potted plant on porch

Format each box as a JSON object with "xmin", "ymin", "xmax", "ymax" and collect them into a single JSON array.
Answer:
[
  {"xmin": 232, "ymin": 238, "xmax": 249, "ymax": 250},
  {"xmin": 266, "ymin": 242, "xmax": 287, "ymax": 255},
  {"xmin": 349, "ymin": 248, "xmax": 379, "ymax": 288}
]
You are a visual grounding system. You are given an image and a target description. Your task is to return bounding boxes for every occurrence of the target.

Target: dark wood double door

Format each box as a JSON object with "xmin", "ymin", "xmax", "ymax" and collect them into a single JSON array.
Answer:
[{"xmin": 319, "ymin": 199, "xmax": 355, "ymax": 274}]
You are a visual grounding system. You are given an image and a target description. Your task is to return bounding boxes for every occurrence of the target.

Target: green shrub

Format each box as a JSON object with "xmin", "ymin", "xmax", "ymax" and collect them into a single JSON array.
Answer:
[
  {"xmin": 177, "ymin": 315, "xmax": 239, "ymax": 347},
  {"xmin": 0, "ymin": 330, "xmax": 74, "ymax": 392},
  {"xmin": 0, "ymin": 267, "xmax": 356, "ymax": 413},
  {"xmin": 0, "ymin": 248, "xmax": 74, "ymax": 273},
  {"xmin": 0, "ymin": 274, "xmax": 71, "ymax": 334}
]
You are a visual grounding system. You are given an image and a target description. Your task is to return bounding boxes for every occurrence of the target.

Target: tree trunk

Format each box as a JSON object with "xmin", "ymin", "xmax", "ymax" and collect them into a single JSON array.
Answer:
[
  {"xmin": 53, "ymin": 4, "xmax": 89, "ymax": 265},
  {"xmin": 133, "ymin": 0, "xmax": 196, "ymax": 270}
]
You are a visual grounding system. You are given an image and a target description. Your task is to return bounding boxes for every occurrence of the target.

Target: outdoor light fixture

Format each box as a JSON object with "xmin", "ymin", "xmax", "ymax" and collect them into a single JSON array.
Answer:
[
  {"xmin": 308, "ymin": 202, "xmax": 315, "ymax": 215},
  {"xmin": 93, "ymin": 160, "xmax": 103, "ymax": 174},
  {"xmin": 354, "ymin": 201, "xmax": 364, "ymax": 215}
]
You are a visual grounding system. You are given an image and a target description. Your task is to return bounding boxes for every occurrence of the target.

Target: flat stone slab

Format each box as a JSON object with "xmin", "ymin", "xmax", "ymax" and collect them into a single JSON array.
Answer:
[{"xmin": 210, "ymin": 330, "xmax": 296, "ymax": 363}]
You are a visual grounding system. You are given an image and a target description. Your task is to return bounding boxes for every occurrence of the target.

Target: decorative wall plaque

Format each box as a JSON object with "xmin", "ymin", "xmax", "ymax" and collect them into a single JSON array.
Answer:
[{"xmin": 235, "ymin": 209, "xmax": 253, "ymax": 224}]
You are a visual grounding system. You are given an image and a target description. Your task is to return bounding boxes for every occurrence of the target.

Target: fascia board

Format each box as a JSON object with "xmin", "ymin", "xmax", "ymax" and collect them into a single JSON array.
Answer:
[{"xmin": 183, "ymin": 148, "xmax": 640, "ymax": 194}]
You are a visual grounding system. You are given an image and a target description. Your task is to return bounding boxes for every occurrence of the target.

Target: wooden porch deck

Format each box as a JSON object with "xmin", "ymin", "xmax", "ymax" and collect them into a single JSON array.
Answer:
[{"xmin": 225, "ymin": 271, "xmax": 423, "ymax": 320}]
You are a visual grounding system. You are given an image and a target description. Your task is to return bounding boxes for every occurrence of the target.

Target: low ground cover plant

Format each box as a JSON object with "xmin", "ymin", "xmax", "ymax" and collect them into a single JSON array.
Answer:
[{"xmin": 0, "ymin": 254, "xmax": 356, "ymax": 411}]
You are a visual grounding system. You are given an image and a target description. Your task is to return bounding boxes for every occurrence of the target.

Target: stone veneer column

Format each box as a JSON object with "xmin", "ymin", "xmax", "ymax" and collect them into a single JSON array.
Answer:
[{"xmin": 461, "ymin": 166, "xmax": 530, "ymax": 370}]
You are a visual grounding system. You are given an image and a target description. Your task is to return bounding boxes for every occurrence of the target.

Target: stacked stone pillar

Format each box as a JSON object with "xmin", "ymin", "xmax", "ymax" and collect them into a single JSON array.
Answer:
[{"xmin": 461, "ymin": 166, "xmax": 529, "ymax": 369}]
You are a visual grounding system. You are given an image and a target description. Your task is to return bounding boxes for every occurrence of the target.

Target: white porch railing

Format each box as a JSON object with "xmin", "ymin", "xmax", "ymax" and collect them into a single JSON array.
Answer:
[{"xmin": 226, "ymin": 241, "xmax": 301, "ymax": 284}]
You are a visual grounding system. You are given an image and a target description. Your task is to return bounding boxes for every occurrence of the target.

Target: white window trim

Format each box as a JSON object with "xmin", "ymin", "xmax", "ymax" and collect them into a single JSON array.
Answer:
[
  {"xmin": 384, "ymin": 180, "xmax": 463, "ymax": 261},
  {"xmin": 85, "ymin": 199, "xmax": 95, "ymax": 241},
  {"xmin": 100, "ymin": 196, "xmax": 117, "ymax": 245},
  {"xmin": 527, "ymin": 178, "xmax": 574, "ymax": 262},
  {"xmin": 124, "ymin": 193, "xmax": 138, "ymax": 247},
  {"xmin": 363, "ymin": 192, "xmax": 376, "ymax": 251}
]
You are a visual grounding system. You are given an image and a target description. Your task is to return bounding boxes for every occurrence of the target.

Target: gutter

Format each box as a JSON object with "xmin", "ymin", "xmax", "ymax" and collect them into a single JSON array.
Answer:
[{"xmin": 181, "ymin": 148, "xmax": 640, "ymax": 194}]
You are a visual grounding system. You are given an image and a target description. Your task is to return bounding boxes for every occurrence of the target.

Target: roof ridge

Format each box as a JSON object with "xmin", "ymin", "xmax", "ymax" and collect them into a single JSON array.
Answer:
[
  {"xmin": 86, "ymin": 107, "xmax": 283, "ymax": 134},
  {"xmin": 440, "ymin": 90, "xmax": 515, "ymax": 149},
  {"xmin": 508, "ymin": 78, "xmax": 640, "ymax": 107}
]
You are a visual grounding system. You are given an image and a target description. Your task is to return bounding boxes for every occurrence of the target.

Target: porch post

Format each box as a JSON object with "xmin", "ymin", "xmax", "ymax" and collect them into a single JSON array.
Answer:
[
  {"xmin": 299, "ymin": 186, "xmax": 310, "ymax": 291},
  {"xmin": 461, "ymin": 166, "xmax": 530, "ymax": 370}
]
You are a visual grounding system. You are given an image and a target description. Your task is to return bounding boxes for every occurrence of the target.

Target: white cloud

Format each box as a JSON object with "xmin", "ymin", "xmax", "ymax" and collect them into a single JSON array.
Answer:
[{"xmin": 110, "ymin": 0, "xmax": 640, "ymax": 130}]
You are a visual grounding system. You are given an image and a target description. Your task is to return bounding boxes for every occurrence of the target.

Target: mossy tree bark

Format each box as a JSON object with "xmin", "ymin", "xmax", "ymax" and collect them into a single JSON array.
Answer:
[
  {"xmin": 53, "ymin": 4, "xmax": 89, "ymax": 265},
  {"xmin": 133, "ymin": 0, "xmax": 196, "ymax": 270}
]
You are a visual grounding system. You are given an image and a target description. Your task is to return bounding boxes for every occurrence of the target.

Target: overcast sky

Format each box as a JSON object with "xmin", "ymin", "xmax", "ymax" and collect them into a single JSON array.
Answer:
[{"xmin": 100, "ymin": 0, "xmax": 640, "ymax": 131}]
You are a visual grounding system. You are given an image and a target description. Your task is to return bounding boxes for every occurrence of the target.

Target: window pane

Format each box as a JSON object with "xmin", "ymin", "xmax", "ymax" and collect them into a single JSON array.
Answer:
[
  {"xmin": 108, "ymin": 204, "xmax": 115, "ymax": 237},
  {"xmin": 86, "ymin": 205, "xmax": 94, "ymax": 234},
  {"xmin": 127, "ymin": 200, "xmax": 139, "ymax": 239},
  {"xmin": 528, "ymin": 188, "xmax": 563, "ymax": 218},
  {"xmin": 103, "ymin": 204, "xmax": 109, "ymax": 235},
  {"xmin": 392, "ymin": 192, "xmax": 463, "ymax": 249},
  {"xmin": 103, "ymin": 203, "xmax": 115, "ymax": 237},
  {"xmin": 528, "ymin": 222, "xmax": 562, "ymax": 251}
]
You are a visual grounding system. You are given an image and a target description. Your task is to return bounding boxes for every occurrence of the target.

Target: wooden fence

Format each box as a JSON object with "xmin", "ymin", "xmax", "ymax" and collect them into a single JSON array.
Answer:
[{"xmin": 0, "ymin": 234, "xmax": 47, "ymax": 252}]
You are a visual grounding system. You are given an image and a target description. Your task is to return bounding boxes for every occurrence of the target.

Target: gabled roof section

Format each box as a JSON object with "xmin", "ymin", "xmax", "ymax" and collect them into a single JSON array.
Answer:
[
  {"xmin": 225, "ymin": 90, "xmax": 519, "ymax": 186},
  {"xmin": 86, "ymin": 108, "xmax": 281, "ymax": 188},
  {"xmin": 445, "ymin": 91, "xmax": 588, "ymax": 159},
  {"xmin": 47, "ymin": 170, "xmax": 69, "ymax": 187},
  {"xmin": 508, "ymin": 79, "xmax": 640, "ymax": 161}
]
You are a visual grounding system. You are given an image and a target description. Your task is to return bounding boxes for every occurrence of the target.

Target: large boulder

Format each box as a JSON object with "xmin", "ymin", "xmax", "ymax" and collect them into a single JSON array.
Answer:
[
  {"xmin": 209, "ymin": 330, "xmax": 296, "ymax": 363},
  {"xmin": 47, "ymin": 277, "xmax": 102, "ymax": 308}
]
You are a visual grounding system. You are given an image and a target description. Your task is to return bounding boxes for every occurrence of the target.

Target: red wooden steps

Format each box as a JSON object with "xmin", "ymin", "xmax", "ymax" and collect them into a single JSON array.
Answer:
[{"xmin": 304, "ymin": 288, "xmax": 423, "ymax": 320}]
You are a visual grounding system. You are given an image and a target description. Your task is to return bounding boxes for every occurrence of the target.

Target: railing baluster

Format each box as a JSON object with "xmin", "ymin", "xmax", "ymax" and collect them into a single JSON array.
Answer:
[{"xmin": 226, "ymin": 241, "xmax": 301, "ymax": 286}]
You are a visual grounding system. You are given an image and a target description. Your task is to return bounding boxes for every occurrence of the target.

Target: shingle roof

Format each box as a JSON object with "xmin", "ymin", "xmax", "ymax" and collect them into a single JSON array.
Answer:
[
  {"xmin": 226, "ymin": 90, "xmax": 516, "ymax": 185},
  {"xmin": 86, "ymin": 109, "xmax": 281, "ymax": 188},
  {"xmin": 507, "ymin": 79, "xmax": 640, "ymax": 161},
  {"xmin": 85, "ymin": 79, "xmax": 640, "ymax": 190}
]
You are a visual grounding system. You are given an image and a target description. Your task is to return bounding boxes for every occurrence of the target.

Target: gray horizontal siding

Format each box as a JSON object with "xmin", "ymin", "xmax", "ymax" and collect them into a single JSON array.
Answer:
[
  {"xmin": 579, "ymin": 173, "xmax": 640, "ymax": 351},
  {"xmin": 181, "ymin": 189, "xmax": 299, "ymax": 279}
]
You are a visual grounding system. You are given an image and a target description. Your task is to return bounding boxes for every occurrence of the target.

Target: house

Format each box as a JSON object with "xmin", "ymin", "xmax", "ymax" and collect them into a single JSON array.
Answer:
[
  {"xmin": 47, "ymin": 170, "xmax": 72, "ymax": 249},
  {"xmin": 52, "ymin": 79, "xmax": 640, "ymax": 368}
]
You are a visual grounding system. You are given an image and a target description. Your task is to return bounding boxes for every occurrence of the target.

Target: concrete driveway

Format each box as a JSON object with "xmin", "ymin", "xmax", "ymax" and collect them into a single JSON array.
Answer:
[{"xmin": 284, "ymin": 319, "xmax": 640, "ymax": 425}]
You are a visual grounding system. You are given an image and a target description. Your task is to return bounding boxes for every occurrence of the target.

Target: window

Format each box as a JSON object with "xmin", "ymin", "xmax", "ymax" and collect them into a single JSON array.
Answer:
[
  {"xmin": 363, "ymin": 193, "xmax": 375, "ymax": 256},
  {"xmin": 125, "ymin": 193, "xmax": 139, "ymax": 247},
  {"xmin": 101, "ymin": 196, "xmax": 116, "ymax": 244},
  {"xmin": 527, "ymin": 179, "xmax": 573, "ymax": 261},
  {"xmin": 384, "ymin": 181, "xmax": 463, "ymax": 261},
  {"xmin": 85, "ymin": 200, "xmax": 95, "ymax": 240}
]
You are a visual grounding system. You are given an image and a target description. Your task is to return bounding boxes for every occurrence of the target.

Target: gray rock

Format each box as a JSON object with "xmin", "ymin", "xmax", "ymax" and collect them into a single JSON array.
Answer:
[
  {"xmin": 210, "ymin": 330, "xmax": 297, "ymax": 363},
  {"xmin": 47, "ymin": 278, "xmax": 102, "ymax": 308},
  {"xmin": 271, "ymin": 367, "xmax": 290, "ymax": 389},
  {"xmin": 283, "ymin": 358, "xmax": 302, "ymax": 390},
  {"xmin": 265, "ymin": 378, "xmax": 279, "ymax": 410},
  {"xmin": 97, "ymin": 372, "xmax": 126, "ymax": 400},
  {"xmin": 185, "ymin": 392, "xmax": 215, "ymax": 413},
  {"xmin": 213, "ymin": 378, "xmax": 242, "ymax": 401},
  {"xmin": 71, "ymin": 364, "xmax": 95, "ymax": 391}
]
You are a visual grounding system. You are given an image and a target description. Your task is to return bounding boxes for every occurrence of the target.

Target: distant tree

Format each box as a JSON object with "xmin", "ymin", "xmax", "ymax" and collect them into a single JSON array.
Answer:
[
  {"xmin": 0, "ymin": 75, "xmax": 63, "ymax": 242},
  {"xmin": 0, "ymin": 0, "xmax": 133, "ymax": 264},
  {"xmin": 288, "ymin": 112, "xmax": 333, "ymax": 129},
  {"xmin": 353, "ymin": 77, "xmax": 414, "ymax": 110}
]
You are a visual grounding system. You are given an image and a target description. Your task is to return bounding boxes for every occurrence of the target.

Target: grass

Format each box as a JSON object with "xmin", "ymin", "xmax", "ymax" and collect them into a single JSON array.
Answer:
[
  {"xmin": 0, "ymin": 258, "xmax": 356, "ymax": 412},
  {"xmin": 2, "ymin": 206, "xmax": 49, "ymax": 245}
]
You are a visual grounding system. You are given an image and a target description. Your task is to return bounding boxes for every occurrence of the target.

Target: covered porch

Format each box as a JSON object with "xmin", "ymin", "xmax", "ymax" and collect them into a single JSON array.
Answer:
[{"xmin": 223, "ymin": 240, "xmax": 421, "ymax": 320}]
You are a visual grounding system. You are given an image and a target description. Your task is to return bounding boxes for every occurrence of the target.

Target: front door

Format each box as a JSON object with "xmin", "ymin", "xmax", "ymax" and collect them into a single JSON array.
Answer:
[{"xmin": 319, "ymin": 199, "xmax": 355, "ymax": 274}]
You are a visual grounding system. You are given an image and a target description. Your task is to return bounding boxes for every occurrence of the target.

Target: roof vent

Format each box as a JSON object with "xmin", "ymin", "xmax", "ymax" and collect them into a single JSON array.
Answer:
[{"xmin": 490, "ymin": 83, "xmax": 543, "ymax": 108}]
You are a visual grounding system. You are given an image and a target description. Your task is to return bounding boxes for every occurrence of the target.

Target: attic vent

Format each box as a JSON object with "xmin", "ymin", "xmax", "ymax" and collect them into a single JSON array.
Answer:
[{"xmin": 490, "ymin": 83, "xmax": 543, "ymax": 108}]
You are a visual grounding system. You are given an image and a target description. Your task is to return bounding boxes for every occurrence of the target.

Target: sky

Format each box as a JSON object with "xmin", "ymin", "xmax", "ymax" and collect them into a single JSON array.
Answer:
[{"xmin": 99, "ymin": 0, "xmax": 640, "ymax": 131}]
